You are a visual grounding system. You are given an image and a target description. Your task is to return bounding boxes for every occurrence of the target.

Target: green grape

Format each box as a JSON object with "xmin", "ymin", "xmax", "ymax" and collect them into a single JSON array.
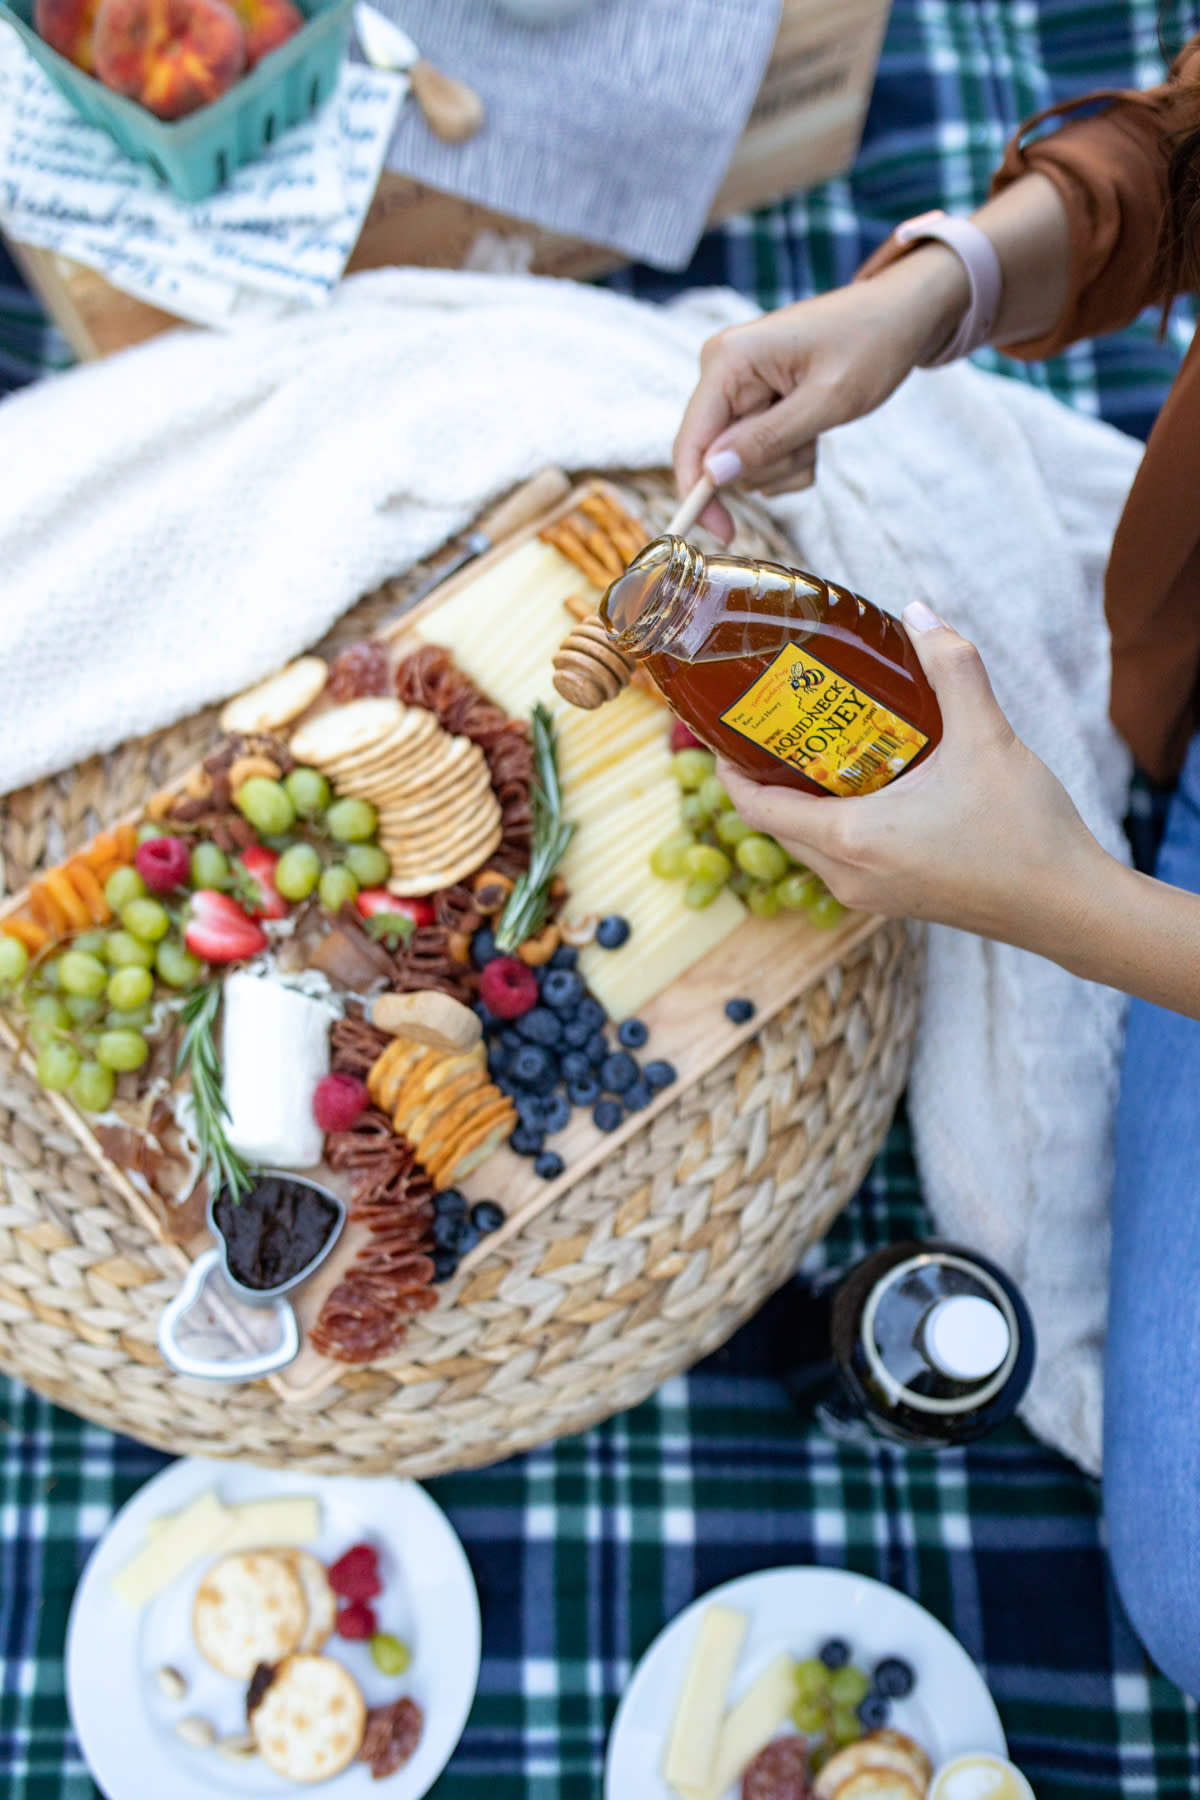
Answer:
[
  {"xmin": 136, "ymin": 821, "xmax": 164, "ymax": 845},
  {"xmin": 275, "ymin": 843, "xmax": 323, "ymax": 902},
  {"xmin": 682, "ymin": 844, "xmax": 732, "ymax": 883},
  {"xmin": 325, "ymin": 798, "xmax": 378, "ymax": 843},
  {"xmin": 680, "ymin": 793, "xmax": 711, "ymax": 832},
  {"xmin": 729, "ymin": 869, "xmax": 753, "ymax": 897},
  {"xmin": 36, "ymin": 1041, "xmax": 81, "ymax": 1092},
  {"xmin": 104, "ymin": 866, "xmax": 146, "ymax": 912},
  {"xmin": 120, "ymin": 898, "xmax": 170, "ymax": 944},
  {"xmin": 369, "ymin": 1632, "xmax": 411, "ymax": 1676},
  {"xmin": 791, "ymin": 1697, "xmax": 828, "ymax": 1734},
  {"xmin": 64, "ymin": 994, "xmax": 105, "ymax": 1026},
  {"xmin": 808, "ymin": 892, "xmax": 848, "ymax": 929},
  {"xmin": 793, "ymin": 1658, "xmax": 832, "ymax": 1704},
  {"xmin": 73, "ymin": 930, "xmax": 109, "ymax": 957},
  {"xmin": 831, "ymin": 1705, "xmax": 861, "ymax": 1747},
  {"xmin": 156, "ymin": 940, "xmax": 204, "ymax": 989},
  {"xmin": 284, "ymin": 767, "xmax": 332, "ymax": 818},
  {"xmin": 682, "ymin": 877, "xmax": 725, "ymax": 910},
  {"xmin": 649, "ymin": 831, "xmax": 695, "ymax": 881},
  {"xmin": 318, "ymin": 864, "xmax": 359, "ymax": 913},
  {"xmin": 96, "ymin": 1029, "xmax": 149, "ymax": 1073},
  {"xmin": 234, "ymin": 777, "xmax": 296, "ymax": 837},
  {"xmin": 105, "ymin": 1006, "xmax": 153, "ymax": 1031},
  {"xmin": 71, "ymin": 1061, "xmax": 116, "ymax": 1113},
  {"xmin": 776, "ymin": 870, "xmax": 820, "ymax": 911},
  {"xmin": 105, "ymin": 930, "xmax": 156, "ymax": 970},
  {"xmin": 715, "ymin": 810, "xmax": 753, "ymax": 848},
  {"xmin": 698, "ymin": 773, "xmax": 732, "ymax": 815},
  {"xmin": 28, "ymin": 993, "xmax": 70, "ymax": 1033},
  {"xmin": 107, "ymin": 965, "xmax": 154, "ymax": 1010},
  {"xmin": 829, "ymin": 1666, "xmax": 870, "ymax": 1708},
  {"xmin": 345, "ymin": 843, "xmax": 392, "ymax": 888},
  {"xmin": 735, "ymin": 834, "xmax": 789, "ymax": 883},
  {"xmin": 746, "ymin": 883, "xmax": 781, "ymax": 919},
  {"xmin": 0, "ymin": 937, "xmax": 29, "ymax": 985},
  {"xmin": 39, "ymin": 957, "xmax": 62, "ymax": 989},
  {"xmin": 672, "ymin": 749, "xmax": 716, "ymax": 791},
  {"xmin": 59, "ymin": 951, "xmax": 109, "ymax": 999},
  {"xmin": 189, "ymin": 842, "xmax": 231, "ymax": 890}
]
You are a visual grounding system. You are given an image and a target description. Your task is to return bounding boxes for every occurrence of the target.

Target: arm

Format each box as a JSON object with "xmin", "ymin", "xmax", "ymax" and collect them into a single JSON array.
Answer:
[{"xmin": 719, "ymin": 608, "xmax": 1200, "ymax": 1020}]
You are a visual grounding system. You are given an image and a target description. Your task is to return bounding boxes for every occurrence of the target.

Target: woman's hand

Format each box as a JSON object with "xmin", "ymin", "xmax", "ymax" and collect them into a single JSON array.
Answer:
[
  {"xmin": 674, "ymin": 245, "xmax": 970, "ymax": 541},
  {"xmin": 720, "ymin": 604, "xmax": 1105, "ymax": 956}
]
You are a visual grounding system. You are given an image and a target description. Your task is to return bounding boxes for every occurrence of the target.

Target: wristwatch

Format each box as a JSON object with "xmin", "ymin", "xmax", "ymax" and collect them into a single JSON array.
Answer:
[{"xmin": 894, "ymin": 210, "xmax": 1003, "ymax": 366}]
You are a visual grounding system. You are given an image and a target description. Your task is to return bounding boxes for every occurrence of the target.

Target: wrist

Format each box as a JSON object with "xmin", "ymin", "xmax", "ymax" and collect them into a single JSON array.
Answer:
[
  {"xmin": 1019, "ymin": 834, "xmax": 1124, "ymax": 974},
  {"xmin": 872, "ymin": 243, "xmax": 971, "ymax": 366}
]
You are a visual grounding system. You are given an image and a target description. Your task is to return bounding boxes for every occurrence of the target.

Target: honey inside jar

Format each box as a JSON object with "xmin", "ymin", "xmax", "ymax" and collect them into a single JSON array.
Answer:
[{"xmin": 599, "ymin": 536, "xmax": 942, "ymax": 798}]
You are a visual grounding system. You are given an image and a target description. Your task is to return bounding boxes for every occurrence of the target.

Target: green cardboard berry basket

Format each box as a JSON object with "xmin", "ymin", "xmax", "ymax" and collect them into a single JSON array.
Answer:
[{"xmin": 0, "ymin": 0, "xmax": 353, "ymax": 202}]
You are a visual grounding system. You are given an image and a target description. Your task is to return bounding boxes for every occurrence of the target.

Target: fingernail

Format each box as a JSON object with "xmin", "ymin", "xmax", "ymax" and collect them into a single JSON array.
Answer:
[
  {"xmin": 705, "ymin": 448, "xmax": 743, "ymax": 485},
  {"xmin": 903, "ymin": 601, "xmax": 945, "ymax": 634}
]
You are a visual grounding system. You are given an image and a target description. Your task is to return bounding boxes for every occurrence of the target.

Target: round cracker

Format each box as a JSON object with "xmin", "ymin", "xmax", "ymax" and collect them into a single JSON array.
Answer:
[
  {"xmin": 367, "ymin": 1037, "xmax": 428, "ymax": 1109},
  {"xmin": 824, "ymin": 1774, "xmax": 923, "ymax": 1800},
  {"xmin": 433, "ymin": 1110, "xmax": 518, "ymax": 1187},
  {"xmin": 381, "ymin": 796, "xmax": 501, "ymax": 859},
  {"xmin": 371, "ymin": 763, "xmax": 491, "ymax": 815},
  {"xmin": 250, "ymin": 1653, "xmax": 366, "ymax": 1784},
  {"xmin": 386, "ymin": 827, "xmax": 504, "ymax": 898},
  {"xmin": 290, "ymin": 699, "xmax": 404, "ymax": 765},
  {"xmin": 403, "ymin": 1070, "xmax": 488, "ymax": 1149},
  {"xmin": 814, "ymin": 1732, "xmax": 933, "ymax": 1800},
  {"xmin": 320, "ymin": 717, "xmax": 441, "ymax": 782},
  {"xmin": 220, "ymin": 658, "xmax": 328, "ymax": 735},
  {"xmin": 425, "ymin": 1094, "xmax": 516, "ymax": 1177},
  {"xmin": 192, "ymin": 1551, "xmax": 307, "ymax": 1680},
  {"xmin": 283, "ymin": 1551, "xmax": 337, "ymax": 1654}
]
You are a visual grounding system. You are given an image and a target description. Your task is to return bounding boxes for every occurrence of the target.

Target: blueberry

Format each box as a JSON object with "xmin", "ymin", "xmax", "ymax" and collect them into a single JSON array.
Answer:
[
  {"xmin": 819, "ymin": 1638, "xmax": 851, "ymax": 1671},
  {"xmin": 623, "ymin": 1079, "xmax": 653, "ymax": 1112},
  {"xmin": 549, "ymin": 944, "xmax": 578, "ymax": 970},
  {"xmin": 541, "ymin": 1092, "xmax": 572, "ymax": 1134},
  {"xmin": 596, "ymin": 915, "xmax": 630, "ymax": 950},
  {"xmin": 495, "ymin": 1074, "xmax": 519, "ymax": 1097},
  {"xmin": 871, "ymin": 1657, "xmax": 915, "ymax": 1700},
  {"xmin": 528, "ymin": 1063, "xmax": 561, "ymax": 1097},
  {"xmin": 725, "ymin": 996, "xmax": 755, "ymax": 1024},
  {"xmin": 515, "ymin": 1094, "xmax": 546, "ymax": 1131},
  {"xmin": 510, "ymin": 1123, "xmax": 546, "ymax": 1156},
  {"xmin": 568, "ymin": 1075, "xmax": 601, "ymax": 1106},
  {"xmin": 643, "ymin": 1060, "xmax": 677, "ymax": 1090},
  {"xmin": 600, "ymin": 1051, "xmax": 638, "ymax": 1094},
  {"xmin": 585, "ymin": 1031, "xmax": 609, "ymax": 1066},
  {"xmin": 534, "ymin": 1150, "xmax": 565, "ymax": 1180},
  {"xmin": 512, "ymin": 1044, "xmax": 552, "ymax": 1086},
  {"xmin": 431, "ymin": 1248, "xmax": 459, "ymax": 1283},
  {"xmin": 433, "ymin": 1211, "xmax": 463, "ymax": 1252},
  {"xmin": 500, "ymin": 1026, "xmax": 523, "ymax": 1055},
  {"xmin": 542, "ymin": 969, "xmax": 586, "ymax": 1013},
  {"xmin": 563, "ymin": 1017, "xmax": 593, "ymax": 1048},
  {"xmin": 456, "ymin": 1219, "xmax": 481, "ymax": 1257},
  {"xmin": 617, "ymin": 1018, "xmax": 648, "ymax": 1049},
  {"xmin": 593, "ymin": 1099, "xmax": 623, "ymax": 1132},
  {"xmin": 470, "ymin": 1200, "xmax": 505, "ymax": 1234},
  {"xmin": 577, "ymin": 997, "xmax": 607, "ymax": 1032},
  {"xmin": 471, "ymin": 927, "xmax": 498, "ymax": 967},
  {"xmin": 561, "ymin": 1050, "xmax": 591, "ymax": 1083},
  {"xmin": 474, "ymin": 999, "xmax": 502, "ymax": 1034},
  {"xmin": 487, "ymin": 1049, "xmax": 508, "ymax": 1082},
  {"xmin": 857, "ymin": 1694, "xmax": 891, "ymax": 1730},
  {"xmin": 435, "ymin": 1188, "xmax": 469, "ymax": 1219},
  {"xmin": 517, "ymin": 1006, "xmax": 564, "ymax": 1047}
]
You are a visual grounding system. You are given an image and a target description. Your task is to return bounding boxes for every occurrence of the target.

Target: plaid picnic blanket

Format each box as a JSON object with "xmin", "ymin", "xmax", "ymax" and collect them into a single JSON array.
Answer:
[{"xmin": 3, "ymin": 2, "xmax": 1200, "ymax": 1796}]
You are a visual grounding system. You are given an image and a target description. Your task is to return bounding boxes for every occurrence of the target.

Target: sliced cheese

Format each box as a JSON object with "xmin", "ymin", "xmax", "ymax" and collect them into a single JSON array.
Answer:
[
  {"xmin": 579, "ymin": 888, "xmax": 744, "ymax": 1021},
  {"xmin": 413, "ymin": 540, "xmax": 581, "ymax": 717},
  {"xmin": 145, "ymin": 1494, "xmax": 322, "ymax": 1553},
  {"xmin": 695, "ymin": 1654, "xmax": 799, "ymax": 1800},
  {"xmin": 110, "ymin": 1488, "xmax": 230, "ymax": 1609},
  {"xmin": 661, "ymin": 1604, "xmax": 748, "ymax": 1792}
]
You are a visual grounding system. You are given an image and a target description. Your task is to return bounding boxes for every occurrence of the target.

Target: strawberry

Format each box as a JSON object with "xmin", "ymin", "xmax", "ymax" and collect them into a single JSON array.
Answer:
[
  {"xmin": 356, "ymin": 890, "xmax": 434, "ymax": 929},
  {"xmin": 234, "ymin": 845, "xmax": 289, "ymax": 920},
  {"xmin": 670, "ymin": 718, "xmax": 704, "ymax": 753},
  {"xmin": 329, "ymin": 1542, "xmax": 382, "ymax": 1600},
  {"xmin": 184, "ymin": 890, "xmax": 268, "ymax": 964},
  {"xmin": 335, "ymin": 1600, "xmax": 378, "ymax": 1640}
]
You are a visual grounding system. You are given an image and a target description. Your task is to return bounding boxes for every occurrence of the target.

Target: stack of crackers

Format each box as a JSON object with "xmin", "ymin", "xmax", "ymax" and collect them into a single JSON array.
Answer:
[
  {"xmin": 289, "ymin": 698, "xmax": 502, "ymax": 898},
  {"xmin": 367, "ymin": 1035, "xmax": 517, "ymax": 1189}
]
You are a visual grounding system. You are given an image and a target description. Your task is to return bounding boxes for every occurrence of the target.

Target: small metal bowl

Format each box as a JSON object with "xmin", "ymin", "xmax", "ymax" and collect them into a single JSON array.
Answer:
[
  {"xmin": 157, "ymin": 1249, "xmax": 300, "ymax": 1384},
  {"xmin": 206, "ymin": 1170, "xmax": 347, "ymax": 1308}
]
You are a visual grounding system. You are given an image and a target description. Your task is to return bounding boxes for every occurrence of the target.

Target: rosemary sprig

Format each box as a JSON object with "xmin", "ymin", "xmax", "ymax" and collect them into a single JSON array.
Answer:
[
  {"xmin": 175, "ymin": 982, "xmax": 255, "ymax": 1204},
  {"xmin": 495, "ymin": 703, "xmax": 575, "ymax": 954}
]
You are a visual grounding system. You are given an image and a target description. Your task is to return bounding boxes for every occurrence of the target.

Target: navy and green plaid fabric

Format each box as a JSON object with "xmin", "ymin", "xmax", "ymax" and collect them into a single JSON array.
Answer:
[{"xmin": 3, "ymin": 2, "xmax": 1200, "ymax": 1796}]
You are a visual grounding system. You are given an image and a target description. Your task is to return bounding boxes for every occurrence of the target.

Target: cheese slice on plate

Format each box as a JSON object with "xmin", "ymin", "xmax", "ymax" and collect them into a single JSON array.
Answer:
[
  {"xmin": 110, "ymin": 1488, "xmax": 231, "ymax": 1609},
  {"xmin": 690, "ymin": 1653, "xmax": 799, "ymax": 1800},
  {"xmin": 144, "ymin": 1494, "xmax": 321, "ymax": 1553},
  {"xmin": 661, "ymin": 1604, "xmax": 748, "ymax": 1793}
]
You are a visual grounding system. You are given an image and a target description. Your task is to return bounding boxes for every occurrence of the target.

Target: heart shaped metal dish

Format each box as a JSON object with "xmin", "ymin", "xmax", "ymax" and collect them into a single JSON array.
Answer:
[
  {"xmin": 157, "ymin": 1249, "xmax": 300, "ymax": 1383},
  {"xmin": 206, "ymin": 1169, "xmax": 347, "ymax": 1306}
]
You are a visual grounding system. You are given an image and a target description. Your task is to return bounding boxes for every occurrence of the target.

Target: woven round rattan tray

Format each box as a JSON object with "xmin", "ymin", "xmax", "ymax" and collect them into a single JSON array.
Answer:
[{"xmin": 0, "ymin": 474, "xmax": 923, "ymax": 1475}]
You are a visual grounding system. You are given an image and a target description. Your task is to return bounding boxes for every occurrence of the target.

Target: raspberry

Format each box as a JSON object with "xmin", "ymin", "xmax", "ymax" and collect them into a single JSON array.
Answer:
[
  {"xmin": 328, "ymin": 1541, "xmax": 382, "ymax": 1600},
  {"xmin": 335, "ymin": 1600, "xmax": 378, "ymax": 1640},
  {"xmin": 313, "ymin": 1073, "xmax": 370, "ymax": 1134},
  {"xmin": 478, "ymin": 956, "xmax": 539, "ymax": 1019},
  {"xmin": 670, "ymin": 718, "xmax": 704, "ymax": 752},
  {"xmin": 134, "ymin": 836, "xmax": 190, "ymax": 893}
]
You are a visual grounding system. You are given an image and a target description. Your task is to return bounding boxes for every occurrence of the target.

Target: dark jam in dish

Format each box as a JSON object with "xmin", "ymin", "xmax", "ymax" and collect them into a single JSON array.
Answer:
[{"xmin": 212, "ymin": 1176, "xmax": 340, "ymax": 1291}]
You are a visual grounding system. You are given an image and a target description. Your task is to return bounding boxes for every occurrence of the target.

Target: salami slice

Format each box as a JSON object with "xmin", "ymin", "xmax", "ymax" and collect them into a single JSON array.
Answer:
[
  {"xmin": 358, "ymin": 1696, "xmax": 425, "ymax": 1779},
  {"xmin": 741, "ymin": 1736, "xmax": 812, "ymax": 1800}
]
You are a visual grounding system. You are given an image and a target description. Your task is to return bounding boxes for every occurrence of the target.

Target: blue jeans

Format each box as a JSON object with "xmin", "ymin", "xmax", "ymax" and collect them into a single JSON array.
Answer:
[{"xmin": 1105, "ymin": 733, "xmax": 1200, "ymax": 1697}]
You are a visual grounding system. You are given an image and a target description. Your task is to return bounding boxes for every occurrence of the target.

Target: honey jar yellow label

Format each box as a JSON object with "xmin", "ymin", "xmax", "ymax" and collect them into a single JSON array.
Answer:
[{"xmin": 720, "ymin": 645, "xmax": 928, "ymax": 796}]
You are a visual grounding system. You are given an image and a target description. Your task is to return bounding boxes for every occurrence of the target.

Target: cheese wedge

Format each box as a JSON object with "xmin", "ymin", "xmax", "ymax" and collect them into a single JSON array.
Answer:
[
  {"xmin": 111, "ymin": 1489, "xmax": 231, "ymax": 1609},
  {"xmin": 691, "ymin": 1654, "xmax": 799, "ymax": 1800},
  {"xmin": 661, "ymin": 1605, "xmax": 748, "ymax": 1793}
]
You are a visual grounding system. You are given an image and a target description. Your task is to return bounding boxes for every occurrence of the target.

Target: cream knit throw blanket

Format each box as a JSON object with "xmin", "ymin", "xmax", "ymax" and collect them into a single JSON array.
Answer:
[{"xmin": 0, "ymin": 270, "xmax": 1142, "ymax": 1472}]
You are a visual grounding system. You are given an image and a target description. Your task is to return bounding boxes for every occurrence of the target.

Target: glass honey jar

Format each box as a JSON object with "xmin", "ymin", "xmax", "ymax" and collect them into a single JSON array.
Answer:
[{"xmin": 597, "ymin": 536, "xmax": 943, "ymax": 798}]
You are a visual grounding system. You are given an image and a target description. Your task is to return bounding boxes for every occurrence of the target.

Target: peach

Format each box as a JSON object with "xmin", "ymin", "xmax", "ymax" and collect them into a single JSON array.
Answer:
[
  {"xmin": 35, "ymin": 0, "xmax": 101, "ymax": 74},
  {"xmin": 93, "ymin": 0, "xmax": 245, "ymax": 120},
  {"xmin": 226, "ymin": 0, "xmax": 301, "ymax": 68}
]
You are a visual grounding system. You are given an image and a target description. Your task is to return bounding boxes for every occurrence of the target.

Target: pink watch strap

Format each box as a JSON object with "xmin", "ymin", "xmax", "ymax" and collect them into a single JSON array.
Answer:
[{"xmin": 894, "ymin": 209, "xmax": 1003, "ymax": 366}]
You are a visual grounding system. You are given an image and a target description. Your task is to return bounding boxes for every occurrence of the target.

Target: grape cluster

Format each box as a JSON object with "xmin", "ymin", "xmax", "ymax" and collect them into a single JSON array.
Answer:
[
  {"xmin": 791, "ymin": 1641, "xmax": 916, "ymax": 1771},
  {"xmin": 232, "ymin": 770, "xmax": 388, "ymax": 910},
  {"xmin": 651, "ymin": 749, "xmax": 847, "ymax": 928}
]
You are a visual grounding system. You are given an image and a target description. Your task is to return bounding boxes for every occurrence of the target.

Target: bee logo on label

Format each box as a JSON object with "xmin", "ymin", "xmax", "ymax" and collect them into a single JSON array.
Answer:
[{"xmin": 789, "ymin": 661, "xmax": 824, "ymax": 693}]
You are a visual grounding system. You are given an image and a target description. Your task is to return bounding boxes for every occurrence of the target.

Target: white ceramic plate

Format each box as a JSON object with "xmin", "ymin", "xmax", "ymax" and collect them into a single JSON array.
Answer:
[
  {"xmin": 605, "ymin": 1565, "xmax": 1005, "ymax": 1799},
  {"xmin": 67, "ymin": 1457, "xmax": 480, "ymax": 1800}
]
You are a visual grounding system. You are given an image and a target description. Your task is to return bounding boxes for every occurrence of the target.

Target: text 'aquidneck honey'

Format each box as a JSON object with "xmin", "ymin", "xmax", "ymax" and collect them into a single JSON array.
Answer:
[{"xmin": 597, "ymin": 536, "xmax": 943, "ymax": 798}]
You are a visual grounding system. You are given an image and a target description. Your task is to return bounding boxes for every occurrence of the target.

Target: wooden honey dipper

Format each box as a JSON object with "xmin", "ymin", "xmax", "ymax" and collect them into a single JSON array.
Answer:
[{"xmin": 551, "ymin": 477, "xmax": 716, "ymax": 711}]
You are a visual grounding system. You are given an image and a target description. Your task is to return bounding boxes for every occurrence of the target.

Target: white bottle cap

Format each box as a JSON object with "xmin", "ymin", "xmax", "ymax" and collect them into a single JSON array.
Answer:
[{"xmin": 924, "ymin": 1296, "xmax": 1011, "ymax": 1381}]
